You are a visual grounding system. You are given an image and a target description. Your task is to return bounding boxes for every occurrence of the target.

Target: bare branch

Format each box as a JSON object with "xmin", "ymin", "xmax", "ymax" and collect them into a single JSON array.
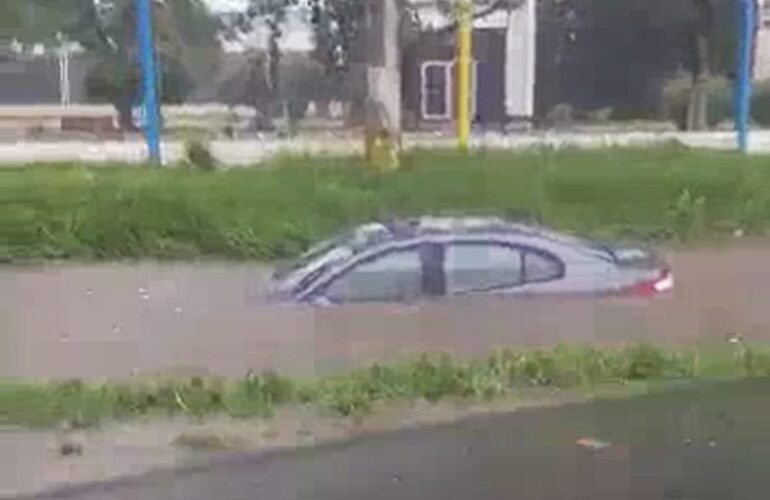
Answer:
[{"xmin": 423, "ymin": 0, "xmax": 527, "ymax": 34}]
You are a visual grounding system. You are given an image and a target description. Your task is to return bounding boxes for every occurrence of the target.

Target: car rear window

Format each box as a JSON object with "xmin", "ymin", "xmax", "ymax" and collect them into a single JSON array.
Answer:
[{"xmin": 523, "ymin": 251, "xmax": 562, "ymax": 282}]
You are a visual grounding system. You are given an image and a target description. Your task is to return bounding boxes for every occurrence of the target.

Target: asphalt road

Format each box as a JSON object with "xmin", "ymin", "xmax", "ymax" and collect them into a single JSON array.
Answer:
[
  {"xmin": 5, "ymin": 244, "xmax": 770, "ymax": 379},
  {"xmin": 27, "ymin": 378, "xmax": 770, "ymax": 500}
]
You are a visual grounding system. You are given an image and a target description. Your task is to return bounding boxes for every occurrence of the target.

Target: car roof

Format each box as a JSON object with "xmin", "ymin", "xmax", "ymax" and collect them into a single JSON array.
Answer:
[
  {"xmin": 306, "ymin": 217, "xmax": 615, "ymax": 269},
  {"xmin": 378, "ymin": 217, "xmax": 608, "ymax": 253}
]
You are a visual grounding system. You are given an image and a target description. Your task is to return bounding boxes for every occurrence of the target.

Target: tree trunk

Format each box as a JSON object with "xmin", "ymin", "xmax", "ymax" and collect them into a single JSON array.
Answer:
[
  {"xmin": 687, "ymin": 0, "xmax": 714, "ymax": 131},
  {"xmin": 363, "ymin": 0, "xmax": 401, "ymax": 144},
  {"xmin": 267, "ymin": 21, "xmax": 282, "ymax": 131},
  {"xmin": 116, "ymin": 97, "xmax": 136, "ymax": 132},
  {"xmin": 347, "ymin": 64, "xmax": 368, "ymax": 127},
  {"xmin": 687, "ymin": 32, "xmax": 710, "ymax": 130},
  {"xmin": 346, "ymin": 21, "xmax": 369, "ymax": 127},
  {"xmin": 245, "ymin": 53, "xmax": 274, "ymax": 132}
]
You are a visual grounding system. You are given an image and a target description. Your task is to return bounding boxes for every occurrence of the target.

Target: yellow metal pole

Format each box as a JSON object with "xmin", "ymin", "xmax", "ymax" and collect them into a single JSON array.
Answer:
[{"xmin": 456, "ymin": 0, "xmax": 472, "ymax": 151}]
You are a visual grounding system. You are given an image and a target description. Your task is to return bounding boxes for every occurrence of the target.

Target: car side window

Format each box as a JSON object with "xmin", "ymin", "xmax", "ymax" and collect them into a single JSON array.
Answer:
[
  {"xmin": 523, "ymin": 251, "xmax": 563, "ymax": 283},
  {"xmin": 324, "ymin": 247, "xmax": 423, "ymax": 303},
  {"xmin": 444, "ymin": 242, "xmax": 523, "ymax": 293}
]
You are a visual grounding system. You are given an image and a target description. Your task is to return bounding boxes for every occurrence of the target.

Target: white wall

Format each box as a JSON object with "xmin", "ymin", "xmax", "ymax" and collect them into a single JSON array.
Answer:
[
  {"xmin": 3, "ymin": 131, "xmax": 770, "ymax": 167},
  {"xmin": 755, "ymin": 0, "xmax": 770, "ymax": 80},
  {"xmin": 505, "ymin": 0, "xmax": 536, "ymax": 118}
]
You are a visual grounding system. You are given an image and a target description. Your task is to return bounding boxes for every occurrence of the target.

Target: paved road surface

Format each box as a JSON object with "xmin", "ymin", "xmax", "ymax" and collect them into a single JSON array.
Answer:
[{"xmin": 26, "ymin": 378, "xmax": 770, "ymax": 500}]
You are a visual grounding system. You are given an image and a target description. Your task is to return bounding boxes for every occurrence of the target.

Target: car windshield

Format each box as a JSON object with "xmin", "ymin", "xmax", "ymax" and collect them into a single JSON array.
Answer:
[
  {"xmin": 272, "ymin": 232, "xmax": 352, "ymax": 279},
  {"xmin": 273, "ymin": 223, "xmax": 393, "ymax": 280},
  {"xmin": 298, "ymin": 234, "xmax": 350, "ymax": 266}
]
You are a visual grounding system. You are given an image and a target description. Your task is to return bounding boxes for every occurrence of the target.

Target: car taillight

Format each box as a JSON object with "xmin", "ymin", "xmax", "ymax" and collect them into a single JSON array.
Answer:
[
  {"xmin": 652, "ymin": 269, "xmax": 674, "ymax": 293},
  {"xmin": 623, "ymin": 269, "xmax": 674, "ymax": 297}
]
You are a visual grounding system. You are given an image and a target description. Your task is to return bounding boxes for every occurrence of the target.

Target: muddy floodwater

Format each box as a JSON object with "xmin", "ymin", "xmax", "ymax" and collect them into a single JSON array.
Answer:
[{"xmin": 3, "ymin": 244, "xmax": 770, "ymax": 379}]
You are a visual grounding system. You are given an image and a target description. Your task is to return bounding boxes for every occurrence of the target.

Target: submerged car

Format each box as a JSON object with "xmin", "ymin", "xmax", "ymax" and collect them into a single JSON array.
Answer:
[{"xmin": 268, "ymin": 217, "xmax": 674, "ymax": 305}]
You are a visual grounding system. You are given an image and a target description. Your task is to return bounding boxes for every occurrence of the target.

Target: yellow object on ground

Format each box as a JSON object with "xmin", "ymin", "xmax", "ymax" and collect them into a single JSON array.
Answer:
[{"xmin": 369, "ymin": 131, "xmax": 399, "ymax": 173}]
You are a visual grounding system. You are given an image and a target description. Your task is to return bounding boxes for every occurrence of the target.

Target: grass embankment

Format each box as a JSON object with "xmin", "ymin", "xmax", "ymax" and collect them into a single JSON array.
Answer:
[
  {"xmin": 3, "ymin": 146, "xmax": 770, "ymax": 261},
  {"xmin": 2, "ymin": 343, "xmax": 768, "ymax": 428}
]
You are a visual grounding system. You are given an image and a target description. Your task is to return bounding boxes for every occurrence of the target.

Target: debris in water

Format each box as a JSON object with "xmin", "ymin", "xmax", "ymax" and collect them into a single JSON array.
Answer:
[
  {"xmin": 174, "ymin": 306, "xmax": 183, "ymax": 315},
  {"xmin": 112, "ymin": 324, "xmax": 121, "ymax": 334},
  {"xmin": 576, "ymin": 437, "xmax": 611, "ymax": 451},
  {"xmin": 683, "ymin": 438, "xmax": 692, "ymax": 446},
  {"xmin": 55, "ymin": 428, "xmax": 85, "ymax": 458},
  {"xmin": 59, "ymin": 441, "xmax": 83, "ymax": 457}
]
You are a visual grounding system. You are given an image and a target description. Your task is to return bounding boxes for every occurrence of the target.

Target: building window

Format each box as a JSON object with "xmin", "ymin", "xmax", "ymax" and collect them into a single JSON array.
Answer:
[
  {"xmin": 420, "ymin": 60, "xmax": 478, "ymax": 121},
  {"xmin": 421, "ymin": 61, "xmax": 452, "ymax": 120}
]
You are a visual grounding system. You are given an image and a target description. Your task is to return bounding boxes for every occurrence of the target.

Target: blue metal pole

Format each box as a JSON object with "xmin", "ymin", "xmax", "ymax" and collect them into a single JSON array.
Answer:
[
  {"xmin": 135, "ymin": 0, "xmax": 162, "ymax": 164},
  {"xmin": 735, "ymin": 0, "xmax": 754, "ymax": 153}
]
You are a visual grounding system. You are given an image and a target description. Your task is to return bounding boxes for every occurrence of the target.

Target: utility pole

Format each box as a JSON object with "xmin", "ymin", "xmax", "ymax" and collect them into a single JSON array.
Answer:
[
  {"xmin": 135, "ymin": 0, "xmax": 162, "ymax": 164},
  {"xmin": 456, "ymin": 0, "xmax": 472, "ymax": 151},
  {"xmin": 735, "ymin": 0, "xmax": 755, "ymax": 153}
]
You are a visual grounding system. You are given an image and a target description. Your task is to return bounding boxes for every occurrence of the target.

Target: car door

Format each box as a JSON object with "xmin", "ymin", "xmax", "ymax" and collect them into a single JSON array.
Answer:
[
  {"xmin": 442, "ymin": 240, "xmax": 565, "ymax": 296},
  {"xmin": 443, "ymin": 240, "xmax": 524, "ymax": 295},
  {"xmin": 307, "ymin": 244, "xmax": 429, "ymax": 304}
]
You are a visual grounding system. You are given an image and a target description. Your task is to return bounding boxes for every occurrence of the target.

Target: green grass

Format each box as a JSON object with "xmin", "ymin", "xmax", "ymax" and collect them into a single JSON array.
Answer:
[
  {"xmin": 2, "ymin": 342, "xmax": 769, "ymax": 428},
  {"xmin": 4, "ymin": 146, "xmax": 770, "ymax": 261}
]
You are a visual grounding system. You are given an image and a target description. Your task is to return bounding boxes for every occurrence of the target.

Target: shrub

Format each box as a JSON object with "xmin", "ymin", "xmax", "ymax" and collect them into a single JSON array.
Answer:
[
  {"xmin": 184, "ymin": 140, "xmax": 216, "ymax": 171},
  {"xmin": 318, "ymin": 378, "xmax": 374, "ymax": 416},
  {"xmin": 662, "ymin": 74, "xmax": 732, "ymax": 130},
  {"xmin": 7, "ymin": 148, "xmax": 770, "ymax": 262},
  {"xmin": 0, "ymin": 343, "xmax": 761, "ymax": 427},
  {"xmin": 750, "ymin": 80, "xmax": 770, "ymax": 126},
  {"xmin": 668, "ymin": 188, "xmax": 708, "ymax": 242},
  {"xmin": 225, "ymin": 371, "xmax": 295, "ymax": 417},
  {"xmin": 409, "ymin": 355, "xmax": 464, "ymax": 402},
  {"xmin": 622, "ymin": 343, "xmax": 667, "ymax": 380}
]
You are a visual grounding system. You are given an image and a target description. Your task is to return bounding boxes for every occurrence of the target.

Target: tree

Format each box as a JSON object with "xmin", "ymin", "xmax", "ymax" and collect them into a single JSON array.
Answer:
[
  {"xmin": 73, "ymin": 0, "xmax": 222, "ymax": 130},
  {"xmin": 217, "ymin": 51, "xmax": 275, "ymax": 128},
  {"xmin": 222, "ymin": 0, "xmax": 303, "ymax": 129},
  {"xmin": 685, "ymin": 0, "xmax": 745, "ymax": 130},
  {"xmin": 534, "ymin": 0, "xmax": 741, "ymax": 127},
  {"xmin": 686, "ymin": 0, "xmax": 716, "ymax": 130},
  {"xmin": 0, "ymin": 0, "xmax": 83, "ymax": 44},
  {"xmin": 305, "ymin": 0, "xmax": 519, "ymax": 76},
  {"xmin": 308, "ymin": 0, "xmax": 367, "ymax": 75}
]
